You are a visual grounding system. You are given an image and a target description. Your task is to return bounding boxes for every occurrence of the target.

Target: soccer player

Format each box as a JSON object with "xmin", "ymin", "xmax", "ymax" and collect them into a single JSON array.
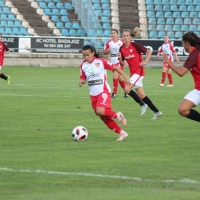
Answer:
[
  {"xmin": 79, "ymin": 45, "xmax": 131, "ymax": 141},
  {"xmin": 157, "ymin": 35, "xmax": 180, "ymax": 87},
  {"xmin": 118, "ymin": 28, "xmax": 162, "ymax": 119},
  {"xmin": 0, "ymin": 34, "xmax": 10, "ymax": 85},
  {"xmin": 163, "ymin": 31, "xmax": 200, "ymax": 122},
  {"xmin": 103, "ymin": 29, "xmax": 128, "ymax": 98}
]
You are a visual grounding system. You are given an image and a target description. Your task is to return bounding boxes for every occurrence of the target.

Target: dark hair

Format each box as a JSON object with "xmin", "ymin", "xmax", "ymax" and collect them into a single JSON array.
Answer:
[
  {"xmin": 111, "ymin": 29, "xmax": 118, "ymax": 34},
  {"xmin": 182, "ymin": 32, "xmax": 200, "ymax": 50},
  {"xmin": 82, "ymin": 45, "xmax": 100, "ymax": 57}
]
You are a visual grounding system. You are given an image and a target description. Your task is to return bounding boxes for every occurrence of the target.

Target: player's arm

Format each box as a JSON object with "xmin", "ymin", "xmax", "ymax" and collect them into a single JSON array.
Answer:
[
  {"xmin": 79, "ymin": 79, "xmax": 86, "ymax": 87},
  {"xmin": 79, "ymin": 65, "xmax": 86, "ymax": 87},
  {"xmin": 140, "ymin": 49, "xmax": 152, "ymax": 66},
  {"xmin": 117, "ymin": 52, "xmax": 125, "ymax": 66},
  {"xmin": 113, "ymin": 65, "xmax": 130, "ymax": 85},
  {"xmin": 163, "ymin": 53, "xmax": 188, "ymax": 77},
  {"xmin": 174, "ymin": 52, "xmax": 180, "ymax": 64}
]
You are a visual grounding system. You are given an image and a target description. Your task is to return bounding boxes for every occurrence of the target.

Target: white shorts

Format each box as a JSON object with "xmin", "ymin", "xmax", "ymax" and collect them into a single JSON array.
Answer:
[
  {"xmin": 184, "ymin": 89, "xmax": 200, "ymax": 106},
  {"xmin": 0, "ymin": 66, "xmax": 2, "ymax": 70},
  {"xmin": 130, "ymin": 74, "xmax": 144, "ymax": 89}
]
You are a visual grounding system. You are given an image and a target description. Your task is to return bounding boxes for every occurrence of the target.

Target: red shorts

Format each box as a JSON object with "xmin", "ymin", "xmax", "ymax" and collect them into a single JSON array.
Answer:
[
  {"xmin": 163, "ymin": 61, "xmax": 171, "ymax": 69},
  {"xmin": 90, "ymin": 92, "xmax": 112, "ymax": 112}
]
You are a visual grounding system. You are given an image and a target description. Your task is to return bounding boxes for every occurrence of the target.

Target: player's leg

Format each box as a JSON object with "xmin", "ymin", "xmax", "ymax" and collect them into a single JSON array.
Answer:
[
  {"xmin": 178, "ymin": 90, "xmax": 200, "ymax": 122},
  {"xmin": 0, "ymin": 63, "xmax": 10, "ymax": 85},
  {"xmin": 118, "ymin": 74, "xmax": 128, "ymax": 98},
  {"xmin": 112, "ymin": 71, "xmax": 119, "ymax": 98},
  {"xmin": 167, "ymin": 68, "xmax": 174, "ymax": 87},
  {"xmin": 159, "ymin": 65, "xmax": 168, "ymax": 86}
]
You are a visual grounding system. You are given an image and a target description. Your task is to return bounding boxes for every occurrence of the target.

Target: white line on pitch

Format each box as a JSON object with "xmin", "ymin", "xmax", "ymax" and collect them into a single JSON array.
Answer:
[{"xmin": 0, "ymin": 167, "xmax": 199, "ymax": 184}]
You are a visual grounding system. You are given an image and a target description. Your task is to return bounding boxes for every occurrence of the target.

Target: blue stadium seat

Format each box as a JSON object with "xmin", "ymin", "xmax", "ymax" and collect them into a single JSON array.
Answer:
[
  {"xmin": 194, "ymin": 32, "xmax": 200, "ymax": 36},
  {"xmin": 15, "ymin": 21, "xmax": 22, "ymax": 27},
  {"xmin": 163, "ymin": 5, "xmax": 170, "ymax": 11},
  {"xmin": 156, "ymin": 24, "xmax": 164, "ymax": 30},
  {"xmin": 197, "ymin": 25, "xmax": 200, "ymax": 31},
  {"xmin": 3, "ymin": 7, "xmax": 11, "ymax": 14},
  {"xmin": 5, "ymin": 27, "xmax": 13, "ymax": 35},
  {"xmin": 92, "ymin": 16, "xmax": 98, "ymax": 23},
  {"xmin": 97, "ymin": 29, "xmax": 104, "ymax": 37},
  {"xmin": 101, "ymin": 0, "xmax": 109, "ymax": 3},
  {"xmin": 96, "ymin": 10, "xmax": 103, "ymax": 16},
  {"xmin": 13, "ymin": 27, "xmax": 21, "ymax": 35},
  {"xmin": 61, "ymin": 29, "xmax": 69, "ymax": 36},
  {"xmin": 104, "ymin": 30, "xmax": 111, "ymax": 37},
  {"xmin": 167, "ymin": 31, "xmax": 175, "ymax": 38},
  {"xmin": 166, "ymin": 18, "xmax": 174, "ymax": 24},
  {"xmin": 69, "ymin": 29, "xmax": 77, "ymax": 36},
  {"xmin": 93, "ymin": 3, "xmax": 101, "ymax": 10},
  {"xmin": 146, "ymin": 5, "xmax": 154, "ymax": 11},
  {"xmin": 179, "ymin": 5, "xmax": 186, "ymax": 11},
  {"xmin": 102, "ymin": 4, "xmax": 110, "ymax": 9},
  {"xmin": 101, "ymin": 16, "xmax": 109, "ymax": 23},
  {"xmin": 185, "ymin": 0, "xmax": 192, "ymax": 5},
  {"xmin": 0, "ymin": 8, "xmax": 3, "ymax": 14},
  {"xmin": 196, "ymin": 6, "xmax": 200, "ymax": 11},
  {"xmin": 92, "ymin": 0, "xmax": 99, "ymax": 3},
  {"xmin": 56, "ymin": 3, "xmax": 64, "ymax": 9},
  {"xmin": 146, "ymin": 0, "xmax": 154, "ymax": 4},
  {"xmin": 148, "ymin": 18, "xmax": 156, "ymax": 24},
  {"xmin": 164, "ymin": 12, "xmax": 172, "ymax": 18},
  {"xmin": 52, "ymin": 0, "xmax": 60, "ymax": 2},
  {"xmin": 0, "ymin": 27, "xmax": 6, "ymax": 34},
  {"xmin": 102, "ymin": 23, "xmax": 111, "ymax": 29},
  {"xmin": 171, "ymin": 5, "xmax": 178, "ymax": 11},
  {"xmin": 154, "ymin": 0, "xmax": 162, "ymax": 4},
  {"xmin": 175, "ymin": 31, "xmax": 182, "ymax": 39},
  {"xmin": 149, "ymin": 24, "xmax": 156, "ymax": 30},
  {"xmin": 61, "ymin": 16, "xmax": 69, "ymax": 22},
  {"xmin": 52, "ymin": 9, "xmax": 60, "ymax": 15},
  {"xmin": 157, "ymin": 18, "xmax": 165, "ymax": 24},
  {"xmin": 184, "ymin": 18, "xmax": 191, "ymax": 24},
  {"xmin": 181, "ymin": 25, "xmax": 189, "ymax": 32},
  {"xmin": 1, "ymin": 14, "xmax": 8, "ymax": 20},
  {"xmin": 173, "ymin": 12, "xmax": 180, "ymax": 18},
  {"xmin": 189, "ymin": 25, "xmax": 197, "ymax": 31},
  {"xmin": 65, "ymin": 2, "xmax": 73, "ymax": 9},
  {"xmin": 193, "ymin": 18, "xmax": 200, "ymax": 24},
  {"xmin": 7, "ymin": 20, "xmax": 14, "ymax": 27},
  {"xmin": 149, "ymin": 31, "xmax": 157, "ymax": 38},
  {"xmin": 193, "ymin": 0, "xmax": 200, "ymax": 5},
  {"xmin": 1, "ymin": 21, "xmax": 8, "ymax": 27},
  {"xmin": 97, "ymin": 41, "xmax": 103, "ymax": 49},
  {"xmin": 72, "ymin": 22, "xmax": 81, "ymax": 29},
  {"xmin": 0, "ymin": 1, "xmax": 5, "ymax": 6},
  {"xmin": 48, "ymin": 2, "xmax": 56, "ymax": 9},
  {"xmin": 156, "ymin": 11, "xmax": 163, "ymax": 18},
  {"xmin": 147, "ymin": 11, "xmax": 155, "ymax": 17},
  {"xmin": 88, "ymin": 29, "xmax": 97, "ymax": 37},
  {"xmin": 169, "ymin": 0, "xmax": 177, "ymax": 4},
  {"xmin": 20, "ymin": 28, "xmax": 29, "ymax": 35},
  {"xmin": 198, "ymin": 13, "xmax": 200, "ymax": 18},
  {"xmin": 51, "ymin": 15, "xmax": 59, "ymax": 22},
  {"xmin": 158, "ymin": 31, "xmax": 165, "ymax": 38},
  {"xmin": 187, "ymin": 6, "xmax": 195, "ymax": 11},
  {"xmin": 175, "ymin": 18, "xmax": 182, "ymax": 24},
  {"xmin": 173, "ymin": 24, "xmax": 181, "ymax": 31},
  {"xmin": 94, "ymin": 23, "xmax": 102, "ymax": 29},
  {"xmin": 181, "ymin": 12, "xmax": 189, "ymax": 18},
  {"xmin": 60, "ymin": 9, "xmax": 68, "ymax": 16},
  {"xmin": 155, "ymin": 5, "xmax": 162, "ymax": 11},
  {"xmin": 190, "ymin": 12, "xmax": 197, "ymax": 18},
  {"xmin": 8, "ymin": 14, "xmax": 16, "ymax": 21},
  {"xmin": 177, "ymin": 0, "xmax": 184, "ymax": 4},
  {"xmin": 162, "ymin": 0, "xmax": 169, "ymax": 3},
  {"xmin": 77, "ymin": 30, "xmax": 85, "ymax": 37},
  {"xmin": 65, "ymin": 22, "xmax": 72, "ymax": 28},
  {"xmin": 44, "ymin": 8, "xmax": 52, "ymax": 15},
  {"xmin": 103, "ymin": 10, "xmax": 111, "ymax": 16},
  {"xmin": 56, "ymin": 22, "xmax": 64, "ymax": 29},
  {"xmin": 165, "ymin": 25, "xmax": 173, "ymax": 31}
]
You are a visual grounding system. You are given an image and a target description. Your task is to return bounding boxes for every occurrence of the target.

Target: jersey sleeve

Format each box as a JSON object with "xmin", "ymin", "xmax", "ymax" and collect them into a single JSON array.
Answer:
[
  {"xmin": 101, "ymin": 58, "xmax": 115, "ymax": 70},
  {"xmin": 80, "ymin": 62, "xmax": 86, "ymax": 80},
  {"xmin": 132, "ymin": 42, "xmax": 147, "ymax": 54},
  {"xmin": 3, "ymin": 43, "xmax": 9, "ymax": 52},
  {"xmin": 103, "ymin": 41, "xmax": 110, "ymax": 51},
  {"xmin": 169, "ymin": 43, "xmax": 176, "ymax": 53},
  {"xmin": 158, "ymin": 46, "xmax": 163, "ymax": 53},
  {"xmin": 183, "ymin": 50, "xmax": 199, "ymax": 70}
]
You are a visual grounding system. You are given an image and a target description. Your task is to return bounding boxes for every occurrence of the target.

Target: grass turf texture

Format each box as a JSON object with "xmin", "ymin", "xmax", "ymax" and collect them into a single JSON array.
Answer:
[{"xmin": 0, "ymin": 66, "xmax": 200, "ymax": 200}]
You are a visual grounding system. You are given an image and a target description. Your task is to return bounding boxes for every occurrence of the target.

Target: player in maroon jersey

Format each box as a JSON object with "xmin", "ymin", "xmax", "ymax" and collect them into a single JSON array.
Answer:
[
  {"xmin": 103, "ymin": 29, "xmax": 128, "ymax": 98},
  {"xmin": 80, "ymin": 45, "xmax": 131, "ymax": 141},
  {"xmin": 0, "ymin": 34, "xmax": 10, "ymax": 85},
  {"xmin": 163, "ymin": 31, "xmax": 200, "ymax": 122},
  {"xmin": 118, "ymin": 28, "xmax": 162, "ymax": 119}
]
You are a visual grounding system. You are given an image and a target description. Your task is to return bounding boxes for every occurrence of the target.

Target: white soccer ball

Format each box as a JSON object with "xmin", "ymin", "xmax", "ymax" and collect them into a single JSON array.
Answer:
[{"xmin": 72, "ymin": 126, "xmax": 88, "ymax": 141}]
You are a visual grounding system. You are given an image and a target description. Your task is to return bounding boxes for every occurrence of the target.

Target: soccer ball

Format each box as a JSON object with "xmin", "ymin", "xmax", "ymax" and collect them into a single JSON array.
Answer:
[{"xmin": 72, "ymin": 126, "xmax": 88, "ymax": 141}]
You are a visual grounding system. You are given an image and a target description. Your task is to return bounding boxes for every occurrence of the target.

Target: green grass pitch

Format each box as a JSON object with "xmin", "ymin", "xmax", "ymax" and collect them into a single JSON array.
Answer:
[{"xmin": 0, "ymin": 66, "xmax": 200, "ymax": 200}]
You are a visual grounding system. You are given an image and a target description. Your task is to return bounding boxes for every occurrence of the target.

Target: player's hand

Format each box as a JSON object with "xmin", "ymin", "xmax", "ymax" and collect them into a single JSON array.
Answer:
[
  {"xmin": 117, "ymin": 52, "xmax": 121, "ymax": 59},
  {"xmin": 139, "ymin": 61, "xmax": 146, "ymax": 66},
  {"xmin": 163, "ymin": 53, "xmax": 170, "ymax": 63},
  {"xmin": 124, "ymin": 77, "xmax": 131, "ymax": 85},
  {"xmin": 79, "ymin": 81, "xmax": 84, "ymax": 87}
]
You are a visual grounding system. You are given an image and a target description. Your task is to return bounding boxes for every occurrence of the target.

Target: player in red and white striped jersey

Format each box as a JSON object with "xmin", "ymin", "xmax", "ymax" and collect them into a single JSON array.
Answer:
[
  {"xmin": 79, "ymin": 45, "xmax": 130, "ymax": 141},
  {"xmin": 103, "ymin": 29, "xmax": 128, "ymax": 98},
  {"xmin": 163, "ymin": 31, "xmax": 200, "ymax": 122},
  {"xmin": 157, "ymin": 35, "xmax": 180, "ymax": 87}
]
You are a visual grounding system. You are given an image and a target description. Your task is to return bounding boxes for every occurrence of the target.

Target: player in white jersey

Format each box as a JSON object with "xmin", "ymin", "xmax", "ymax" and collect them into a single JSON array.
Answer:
[
  {"xmin": 103, "ymin": 29, "xmax": 128, "ymax": 98},
  {"xmin": 79, "ymin": 45, "xmax": 130, "ymax": 141},
  {"xmin": 157, "ymin": 35, "xmax": 180, "ymax": 87}
]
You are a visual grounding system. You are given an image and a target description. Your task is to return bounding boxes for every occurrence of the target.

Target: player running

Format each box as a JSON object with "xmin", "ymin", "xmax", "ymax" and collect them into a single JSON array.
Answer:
[
  {"xmin": 79, "ymin": 45, "xmax": 130, "ymax": 141},
  {"xmin": 103, "ymin": 29, "xmax": 128, "ymax": 98},
  {"xmin": 163, "ymin": 31, "xmax": 200, "ymax": 122},
  {"xmin": 157, "ymin": 35, "xmax": 180, "ymax": 87},
  {"xmin": 118, "ymin": 28, "xmax": 162, "ymax": 119},
  {"xmin": 0, "ymin": 34, "xmax": 10, "ymax": 85}
]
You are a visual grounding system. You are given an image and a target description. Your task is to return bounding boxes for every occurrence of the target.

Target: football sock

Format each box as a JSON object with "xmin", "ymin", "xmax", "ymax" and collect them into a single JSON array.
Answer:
[
  {"xmin": 119, "ymin": 80, "xmax": 126, "ymax": 89},
  {"xmin": 113, "ymin": 79, "xmax": 118, "ymax": 94},
  {"xmin": 186, "ymin": 109, "xmax": 200, "ymax": 122},
  {"xmin": 104, "ymin": 109, "xmax": 117, "ymax": 118},
  {"xmin": 168, "ymin": 74, "xmax": 173, "ymax": 85},
  {"xmin": 142, "ymin": 96, "xmax": 159, "ymax": 112},
  {"xmin": 103, "ymin": 118, "xmax": 122, "ymax": 134},
  {"xmin": 128, "ymin": 90, "xmax": 144, "ymax": 106},
  {"xmin": 0, "ymin": 73, "xmax": 8, "ymax": 80},
  {"xmin": 161, "ymin": 72, "xmax": 166, "ymax": 84}
]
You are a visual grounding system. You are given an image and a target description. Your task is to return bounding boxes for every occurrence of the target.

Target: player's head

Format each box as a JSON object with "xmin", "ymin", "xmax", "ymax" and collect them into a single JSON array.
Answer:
[
  {"xmin": 111, "ymin": 29, "xmax": 118, "ymax": 39},
  {"xmin": 82, "ymin": 45, "xmax": 99, "ymax": 62},
  {"xmin": 164, "ymin": 35, "xmax": 170, "ymax": 43},
  {"xmin": 182, "ymin": 32, "xmax": 200, "ymax": 52},
  {"xmin": 122, "ymin": 27, "xmax": 140, "ymax": 43}
]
